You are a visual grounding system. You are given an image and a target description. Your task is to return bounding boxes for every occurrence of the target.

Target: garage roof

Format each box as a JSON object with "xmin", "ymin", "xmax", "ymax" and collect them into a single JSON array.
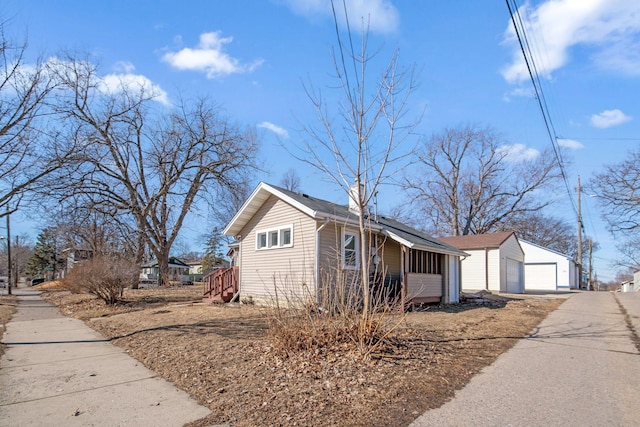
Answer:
[{"xmin": 439, "ymin": 231, "xmax": 516, "ymax": 250}]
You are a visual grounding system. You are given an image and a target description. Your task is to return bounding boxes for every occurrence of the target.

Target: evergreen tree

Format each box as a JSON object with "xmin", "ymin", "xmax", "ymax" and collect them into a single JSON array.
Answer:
[{"xmin": 25, "ymin": 228, "xmax": 61, "ymax": 277}]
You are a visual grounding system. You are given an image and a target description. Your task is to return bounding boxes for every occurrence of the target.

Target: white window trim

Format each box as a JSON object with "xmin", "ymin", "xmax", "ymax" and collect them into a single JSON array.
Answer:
[
  {"xmin": 255, "ymin": 224, "xmax": 294, "ymax": 250},
  {"xmin": 342, "ymin": 228, "xmax": 360, "ymax": 270}
]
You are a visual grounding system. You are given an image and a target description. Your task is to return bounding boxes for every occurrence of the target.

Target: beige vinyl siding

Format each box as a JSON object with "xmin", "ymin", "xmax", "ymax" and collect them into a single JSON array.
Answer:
[
  {"xmin": 238, "ymin": 196, "xmax": 316, "ymax": 304},
  {"xmin": 317, "ymin": 222, "xmax": 346, "ymax": 277},
  {"xmin": 406, "ymin": 273, "xmax": 443, "ymax": 298},
  {"xmin": 380, "ymin": 238, "xmax": 402, "ymax": 279},
  {"xmin": 316, "ymin": 226, "xmax": 402, "ymax": 282}
]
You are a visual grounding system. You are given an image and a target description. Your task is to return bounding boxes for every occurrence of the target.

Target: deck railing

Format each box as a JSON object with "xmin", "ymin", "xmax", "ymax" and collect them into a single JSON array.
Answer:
[{"xmin": 203, "ymin": 266, "xmax": 239, "ymax": 302}]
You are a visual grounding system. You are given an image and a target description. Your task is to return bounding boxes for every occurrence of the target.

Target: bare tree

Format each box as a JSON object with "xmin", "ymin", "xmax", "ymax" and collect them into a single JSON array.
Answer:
[
  {"xmin": 0, "ymin": 20, "xmax": 68, "ymax": 216},
  {"xmin": 280, "ymin": 168, "xmax": 301, "ymax": 192},
  {"xmin": 202, "ymin": 176, "xmax": 253, "ymax": 271},
  {"xmin": 404, "ymin": 125, "xmax": 561, "ymax": 236},
  {"xmin": 296, "ymin": 2, "xmax": 418, "ymax": 315},
  {"xmin": 51, "ymin": 57, "xmax": 257, "ymax": 286},
  {"xmin": 589, "ymin": 148, "xmax": 640, "ymax": 273},
  {"xmin": 613, "ymin": 234, "xmax": 640, "ymax": 271},
  {"xmin": 0, "ymin": 233, "xmax": 32, "ymax": 282},
  {"xmin": 498, "ymin": 212, "xmax": 577, "ymax": 256},
  {"xmin": 590, "ymin": 148, "xmax": 640, "ymax": 234}
]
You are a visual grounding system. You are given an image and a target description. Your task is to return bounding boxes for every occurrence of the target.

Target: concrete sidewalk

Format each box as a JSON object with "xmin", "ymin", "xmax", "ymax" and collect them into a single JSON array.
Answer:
[
  {"xmin": 0, "ymin": 288, "xmax": 211, "ymax": 426},
  {"xmin": 411, "ymin": 291, "xmax": 640, "ymax": 427}
]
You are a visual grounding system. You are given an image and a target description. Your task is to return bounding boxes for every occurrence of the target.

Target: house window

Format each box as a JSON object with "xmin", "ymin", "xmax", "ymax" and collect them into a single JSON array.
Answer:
[
  {"xmin": 256, "ymin": 224, "xmax": 294, "ymax": 250},
  {"xmin": 269, "ymin": 230, "xmax": 279, "ymax": 247},
  {"xmin": 409, "ymin": 250, "xmax": 442, "ymax": 274},
  {"xmin": 280, "ymin": 228, "xmax": 291, "ymax": 246},
  {"xmin": 257, "ymin": 232, "xmax": 267, "ymax": 249},
  {"xmin": 343, "ymin": 229, "xmax": 359, "ymax": 269}
]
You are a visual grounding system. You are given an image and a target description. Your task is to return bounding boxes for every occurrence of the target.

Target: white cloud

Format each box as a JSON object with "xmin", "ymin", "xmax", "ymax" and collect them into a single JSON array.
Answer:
[
  {"xmin": 100, "ymin": 73, "xmax": 169, "ymax": 105},
  {"xmin": 113, "ymin": 61, "xmax": 136, "ymax": 74},
  {"xmin": 502, "ymin": 86, "xmax": 535, "ymax": 102},
  {"xmin": 46, "ymin": 57, "xmax": 170, "ymax": 105},
  {"xmin": 282, "ymin": 0, "xmax": 399, "ymax": 34},
  {"xmin": 258, "ymin": 121, "xmax": 289, "ymax": 138},
  {"xmin": 557, "ymin": 138, "xmax": 584, "ymax": 149},
  {"xmin": 501, "ymin": 0, "xmax": 640, "ymax": 84},
  {"xmin": 590, "ymin": 109, "xmax": 632, "ymax": 128},
  {"xmin": 98, "ymin": 62, "xmax": 170, "ymax": 105},
  {"xmin": 162, "ymin": 31, "xmax": 263, "ymax": 79},
  {"xmin": 497, "ymin": 143, "xmax": 539, "ymax": 162}
]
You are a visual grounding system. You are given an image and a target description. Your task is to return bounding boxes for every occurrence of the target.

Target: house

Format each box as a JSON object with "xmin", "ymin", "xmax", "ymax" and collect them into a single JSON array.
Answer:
[
  {"xmin": 206, "ymin": 182, "xmax": 467, "ymax": 307},
  {"xmin": 439, "ymin": 231, "xmax": 525, "ymax": 294},
  {"xmin": 140, "ymin": 257, "xmax": 190, "ymax": 286},
  {"xmin": 620, "ymin": 280, "xmax": 635, "ymax": 292},
  {"xmin": 61, "ymin": 248, "xmax": 93, "ymax": 278},
  {"xmin": 186, "ymin": 259, "xmax": 205, "ymax": 283},
  {"xmin": 519, "ymin": 239, "xmax": 579, "ymax": 291},
  {"xmin": 187, "ymin": 259, "xmax": 203, "ymax": 275}
]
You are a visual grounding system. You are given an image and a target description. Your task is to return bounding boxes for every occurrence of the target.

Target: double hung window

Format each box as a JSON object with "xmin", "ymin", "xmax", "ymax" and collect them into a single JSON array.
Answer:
[{"xmin": 342, "ymin": 229, "xmax": 359, "ymax": 269}]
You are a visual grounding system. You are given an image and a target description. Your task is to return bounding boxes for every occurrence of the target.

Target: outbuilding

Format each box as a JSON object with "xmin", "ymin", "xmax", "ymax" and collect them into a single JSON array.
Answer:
[
  {"xmin": 439, "ymin": 231, "xmax": 525, "ymax": 294},
  {"xmin": 520, "ymin": 239, "xmax": 578, "ymax": 291}
]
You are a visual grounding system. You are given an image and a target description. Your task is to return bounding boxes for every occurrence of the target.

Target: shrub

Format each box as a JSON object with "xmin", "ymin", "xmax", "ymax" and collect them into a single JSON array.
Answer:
[
  {"xmin": 265, "ymin": 269, "xmax": 405, "ymax": 359},
  {"xmin": 62, "ymin": 256, "xmax": 138, "ymax": 304}
]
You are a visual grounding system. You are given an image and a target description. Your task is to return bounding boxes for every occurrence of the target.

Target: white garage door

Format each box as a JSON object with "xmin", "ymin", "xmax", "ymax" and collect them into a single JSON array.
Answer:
[
  {"xmin": 525, "ymin": 263, "xmax": 557, "ymax": 291},
  {"xmin": 506, "ymin": 258, "xmax": 524, "ymax": 293}
]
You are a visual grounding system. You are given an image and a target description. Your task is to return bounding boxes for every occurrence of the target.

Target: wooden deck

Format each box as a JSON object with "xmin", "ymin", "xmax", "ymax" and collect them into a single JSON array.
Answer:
[{"xmin": 203, "ymin": 266, "xmax": 239, "ymax": 303}]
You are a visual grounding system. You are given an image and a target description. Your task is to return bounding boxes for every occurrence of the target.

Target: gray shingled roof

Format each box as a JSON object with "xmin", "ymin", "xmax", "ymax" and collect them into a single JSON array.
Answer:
[
  {"xmin": 439, "ymin": 231, "xmax": 516, "ymax": 250},
  {"xmin": 239, "ymin": 183, "xmax": 467, "ymax": 257}
]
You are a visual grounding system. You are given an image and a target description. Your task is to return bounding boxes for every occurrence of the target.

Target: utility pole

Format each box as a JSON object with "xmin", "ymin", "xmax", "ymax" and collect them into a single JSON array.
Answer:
[
  {"xmin": 577, "ymin": 176, "xmax": 583, "ymax": 290},
  {"xmin": 588, "ymin": 239, "xmax": 593, "ymax": 291},
  {"xmin": 6, "ymin": 209, "xmax": 11, "ymax": 295}
]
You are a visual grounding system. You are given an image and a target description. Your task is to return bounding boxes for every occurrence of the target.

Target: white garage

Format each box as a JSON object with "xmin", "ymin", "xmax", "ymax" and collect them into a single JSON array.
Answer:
[
  {"xmin": 520, "ymin": 240, "xmax": 578, "ymax": 291},
  {"xmin": 440, "ymin": 232, "xmax": 525, "ymax": 294},
  {"xmin": 506, "ymin": 258, "xmax": 524, "ymax": 293}
]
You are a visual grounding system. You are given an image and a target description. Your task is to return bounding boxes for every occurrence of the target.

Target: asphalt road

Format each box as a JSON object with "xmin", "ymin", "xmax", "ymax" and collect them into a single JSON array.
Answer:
[{"xmin": 411, "ymin": 291, "xmax": 640, "ymax": 427}]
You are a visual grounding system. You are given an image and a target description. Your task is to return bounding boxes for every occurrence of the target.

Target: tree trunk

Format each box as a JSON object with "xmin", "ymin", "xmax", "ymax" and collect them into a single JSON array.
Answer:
[
  {"xmin": 157, "ymin": 251, "xmax": 170, "ymax": 287},
  {"xmin": 130, "ymin": 231, "xmax": 145, "ymax": 289}
]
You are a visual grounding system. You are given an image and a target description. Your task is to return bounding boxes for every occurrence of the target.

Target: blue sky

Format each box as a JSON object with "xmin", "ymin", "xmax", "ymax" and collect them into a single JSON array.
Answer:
[{"xmin": 5, "ymin": 0, "xmax": 640, "ymax": 281}]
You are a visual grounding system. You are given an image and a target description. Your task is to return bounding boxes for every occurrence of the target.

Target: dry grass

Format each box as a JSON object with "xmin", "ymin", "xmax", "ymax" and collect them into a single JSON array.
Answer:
[
  {"xmin": 39, "ymin": 287, "xmax": 564, "ymax": 426},
  {"xmin": 0, "ymin": 294, "xmax": 18, "ymax": 357}
]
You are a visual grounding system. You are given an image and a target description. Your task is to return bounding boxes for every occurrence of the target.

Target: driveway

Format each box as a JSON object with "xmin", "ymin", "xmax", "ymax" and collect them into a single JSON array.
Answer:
[{"xmin": 411, "ymin": 291, "xmax": 640, "ymax": 427}]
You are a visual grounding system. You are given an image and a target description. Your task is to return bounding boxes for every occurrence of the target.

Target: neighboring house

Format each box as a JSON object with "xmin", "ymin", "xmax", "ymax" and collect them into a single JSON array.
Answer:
[
  {"xmin": 520, "ymin": 240, "xmax": 579, "ymax": 291},
  {"xmin": 439, "ymin": 231, "xmax": 525, "ymax": 294},
  {"xmin": 215, "ymin": 182, "xmax": 467, "ymax": 307},
  {"xmin": 634, "ymin": 270, "xmax": 640, "ymax": 292},
  {"xmin": 187, "ymin": 260, "xmax": 203, "ymax": 275},
  {"xmin": 140, "ymin": 257, "xmax": 190, "ymax": 285},
  {"xmin": 620, "ymin": 280, "xmax": 635, "ymax": 292},
  {"xmin": 61, "ymin": 248, "xmax": 93, "ymax": 278},
  {"xmin": 186, "ymin": 259, "xmax": 204, "ymax": 283}
]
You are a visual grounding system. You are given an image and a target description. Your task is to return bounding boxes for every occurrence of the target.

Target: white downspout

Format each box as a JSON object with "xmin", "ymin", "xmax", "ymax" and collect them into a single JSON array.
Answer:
[{"xmin": 315, "ymin": 218, "xmax": 330, "ymax": 304}]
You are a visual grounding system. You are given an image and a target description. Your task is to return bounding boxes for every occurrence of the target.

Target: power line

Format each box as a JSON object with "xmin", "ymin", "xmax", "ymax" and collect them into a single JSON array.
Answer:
[
  {"xmin": 505, "ymin": 0, "xmax": 578, "ymax": 218},
  {"xmin": 560, "ymin": 136, "xmax": 640, "ymax": 142}
]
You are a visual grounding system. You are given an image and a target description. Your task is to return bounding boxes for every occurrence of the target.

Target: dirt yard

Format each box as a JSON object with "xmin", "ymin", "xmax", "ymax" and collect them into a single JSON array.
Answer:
[
  {"xmin": 38, "ymin": 286, "xmax": 564, "ymax": 427},
  {"xmin": 0, "ymin": 294, "xmax": 17, "ymax": 357}
]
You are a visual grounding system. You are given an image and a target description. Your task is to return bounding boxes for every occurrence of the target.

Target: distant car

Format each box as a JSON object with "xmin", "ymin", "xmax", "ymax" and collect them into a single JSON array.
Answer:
[
  {"xmin": 0, "ymin": 278, "xmax": 5, "ymax": 288},
  {"xmin": 31, "ymin": 278, "xmax": 45, "ymax": 286}
]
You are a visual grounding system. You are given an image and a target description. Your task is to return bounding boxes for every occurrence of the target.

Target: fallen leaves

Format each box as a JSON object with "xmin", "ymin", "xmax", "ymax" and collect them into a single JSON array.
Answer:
[{"xmin": 40, "ymin": 287, "xmax": 563, "ymax": 426}]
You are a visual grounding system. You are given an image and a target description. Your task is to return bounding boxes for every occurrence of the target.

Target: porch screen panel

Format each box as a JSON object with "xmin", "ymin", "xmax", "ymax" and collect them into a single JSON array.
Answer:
[{"xmin": 409, "ymin": 250, "xmax": 442, "ymax": 275}]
